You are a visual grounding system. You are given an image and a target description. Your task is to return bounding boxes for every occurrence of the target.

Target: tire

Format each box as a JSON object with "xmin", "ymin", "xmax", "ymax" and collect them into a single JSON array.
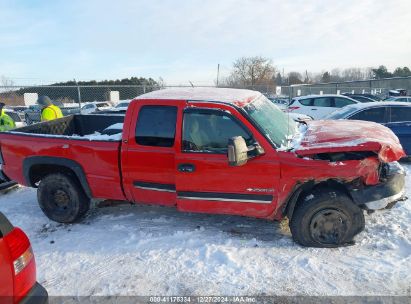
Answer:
[
  {"xmin": 290, "ymin": 189, "xmax": 365, "ymax": 248},
  {"xmin": 37, "ymin": 173, "xmax": 90, "ymax": 223}
]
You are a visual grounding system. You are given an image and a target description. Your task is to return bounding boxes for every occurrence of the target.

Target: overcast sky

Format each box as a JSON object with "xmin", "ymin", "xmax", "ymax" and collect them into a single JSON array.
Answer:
[{"xmin": 0, "ymin": 0, "xmax": 410, "ymax": 85}]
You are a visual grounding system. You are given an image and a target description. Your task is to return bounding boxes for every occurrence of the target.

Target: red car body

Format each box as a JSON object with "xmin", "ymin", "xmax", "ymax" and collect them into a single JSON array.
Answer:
[
  {"xmin": 0, "ymin": 88, "xmax": 405, "ymax": 222},
  {"xmin": 0, "ymin": 213, "xmax": 48, "ymax": 304}
]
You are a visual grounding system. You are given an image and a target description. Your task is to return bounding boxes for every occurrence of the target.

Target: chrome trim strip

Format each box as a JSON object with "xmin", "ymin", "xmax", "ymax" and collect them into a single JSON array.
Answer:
[
  {"xmin": 177, "ymin": 195, "xmax": 272, "ymax": 204},
  {"xmin": 135, "ymin": 185, "xmax": 176, "ymax": 193}
]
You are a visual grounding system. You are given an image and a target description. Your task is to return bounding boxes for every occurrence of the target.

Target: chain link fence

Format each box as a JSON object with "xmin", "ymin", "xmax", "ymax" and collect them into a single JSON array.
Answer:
[
  {"xmin": 0, "ymin": 84, "xmax": 165, "ymax": 107},
  {"xmin": 0, "ymin": 81, "xmax": 405, "ymax": 108}
]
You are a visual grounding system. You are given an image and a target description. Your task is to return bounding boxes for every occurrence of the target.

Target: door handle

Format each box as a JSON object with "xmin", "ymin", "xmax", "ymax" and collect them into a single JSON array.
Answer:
[
  {"xmin": 311, "ymin": 108, "xmax": 317, "ymax": 110},
  {"xmin": 178, "ymin": 163, "xmax": 195, "ymax": 173}
]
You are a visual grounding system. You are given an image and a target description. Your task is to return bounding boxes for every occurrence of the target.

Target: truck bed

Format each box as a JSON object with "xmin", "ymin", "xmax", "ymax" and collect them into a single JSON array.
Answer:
[
  {"xmin": 0, "ymin": 114, "xmax": 126, "ymax": 201},
  {"xmin": 12, "ymin": 114, "xmax": 124, "ymax": 139}
]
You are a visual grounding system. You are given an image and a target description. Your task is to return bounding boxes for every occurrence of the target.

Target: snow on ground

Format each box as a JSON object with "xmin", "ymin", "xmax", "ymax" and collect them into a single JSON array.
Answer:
[{"xmin": 0, "ymin": 165, "xmax": 410, "ymax": 296}]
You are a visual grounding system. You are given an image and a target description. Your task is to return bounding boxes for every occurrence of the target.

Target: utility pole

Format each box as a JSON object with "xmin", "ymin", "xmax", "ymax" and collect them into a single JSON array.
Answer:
[{"xmin": 216, "ymin": 64, "xmax": 220, "ymax": 87}]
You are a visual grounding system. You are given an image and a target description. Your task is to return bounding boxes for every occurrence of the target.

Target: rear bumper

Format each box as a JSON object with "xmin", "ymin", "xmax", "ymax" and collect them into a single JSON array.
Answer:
[
  {"xmin": 20, "ymin": 282, "xmax": 48, "ymax": 304},
  {"xmin": 350, "ymin": 162, "xmax": 406, "ymax": 210}
]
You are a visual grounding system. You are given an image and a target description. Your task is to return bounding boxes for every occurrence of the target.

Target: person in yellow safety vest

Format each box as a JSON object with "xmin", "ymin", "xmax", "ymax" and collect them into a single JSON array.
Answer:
[
  {"xmin": 0, "ymin": 102, "xmax": 16, "ymax": 132},
  {"xmin": 37, "ymin": 96, "xmax": 63, "ymax": 122}
]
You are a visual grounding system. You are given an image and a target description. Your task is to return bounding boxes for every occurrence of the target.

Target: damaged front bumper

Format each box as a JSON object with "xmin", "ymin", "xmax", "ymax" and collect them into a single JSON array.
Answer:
[{"xmin": 349, "ymin": 162, "xmax": 406, "ymax": 210}]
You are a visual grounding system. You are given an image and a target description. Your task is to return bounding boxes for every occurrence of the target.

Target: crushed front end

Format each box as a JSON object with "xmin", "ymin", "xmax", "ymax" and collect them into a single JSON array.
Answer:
[{"xmin": 348, "ymin": 161, "xmax": 406, "ymax": 210}]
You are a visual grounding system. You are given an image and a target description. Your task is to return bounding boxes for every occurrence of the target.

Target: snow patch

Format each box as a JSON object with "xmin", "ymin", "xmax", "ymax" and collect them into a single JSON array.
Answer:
[{"xmin": 0, "ymin": 165, "xmax": 410, "ymax": 296}]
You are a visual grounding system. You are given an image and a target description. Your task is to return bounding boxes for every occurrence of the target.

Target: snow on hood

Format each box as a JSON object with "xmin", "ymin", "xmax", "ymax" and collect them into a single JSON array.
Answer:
[{"xmin": 292, "ymin": 120, "xmax": 405, "ymax": 162}]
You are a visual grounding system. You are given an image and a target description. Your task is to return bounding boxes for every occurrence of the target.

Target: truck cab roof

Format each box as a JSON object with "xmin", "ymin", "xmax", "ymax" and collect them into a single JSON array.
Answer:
[{"xmin": 135, "ymin": 87, "xmax": 262, "ymax": 107}]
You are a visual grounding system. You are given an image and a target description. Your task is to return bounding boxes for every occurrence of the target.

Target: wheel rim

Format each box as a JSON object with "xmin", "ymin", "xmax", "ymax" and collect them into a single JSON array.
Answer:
[
  {"xmin": 52, "ymin": 189, "xmax": 71, "ymax": 211},
  {"xmin": 309, "ymin": 208, "xmax": 349, "ymax": 245}
]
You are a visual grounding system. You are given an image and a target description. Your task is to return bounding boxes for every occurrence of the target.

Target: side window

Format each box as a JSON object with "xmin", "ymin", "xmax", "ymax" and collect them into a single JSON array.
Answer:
[
  {"xmin": 390, "ymin": 107, "xmax": 411, "ymax": 122},
  {"xmin": 334, "ymin": 97, "xmax": 355, "ymax": 108},
  {"xmin": 135, "ymin": 106, "xmax": 177, "ymax": 147},
  {"xmin": 182, "ymin": 111, "xmax": 252, "ymax": 153},
  {"xmin": 397, "ymin": 98, "xmax": 407, "ymax": 102},
  {"xmin": 298, "ymin": 98, "xmax": 312, "ymax": 106},
  {"xmin": 349, "ymin": 107, "xmax": 387, "ymax": 123},
  {"xmin": 313, "ymin": 97, "xmax": 332, "ymax": 107}
]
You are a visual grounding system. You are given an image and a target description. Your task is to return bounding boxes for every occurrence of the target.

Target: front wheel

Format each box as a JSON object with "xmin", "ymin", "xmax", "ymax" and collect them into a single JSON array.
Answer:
[
  {"xmin": 37, "ymin": 173, "xmax": 90, "ymax": 223},
  {"xmin": 290, "ymin": 190, "xmax": 365, "ymax": 247}
]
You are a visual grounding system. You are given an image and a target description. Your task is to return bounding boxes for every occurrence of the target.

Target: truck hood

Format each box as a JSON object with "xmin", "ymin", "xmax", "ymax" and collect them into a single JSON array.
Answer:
[{"xmin": 293, "ymin": 120, "xmax": 405, "ymax": 162}]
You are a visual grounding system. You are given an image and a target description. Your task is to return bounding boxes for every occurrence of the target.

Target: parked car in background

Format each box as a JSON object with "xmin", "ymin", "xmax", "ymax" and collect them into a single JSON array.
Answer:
[
  {"xmin": 342, "ymin": 93, "xmax": 381, "ymax": 102},
  {"xmin": 384, "ymin": 96, "xmax": 411, "ymax": 103},
  {"xmin": 326, "ymin": 102, "xmax": 411, "ymax": 156},
  {"xmin": 5, "ymin": 106, "xmax": 27, "ymax": 122},
  {"xmin": 4, "ymin": 109, "xmax": 25, "ymax": 128},
  {"xmin": 114, "ymin": 100, "xmax": 131, "ymax": 111},
  {"xmin": 388, "ymin": 89, "xmax": 407, "ymax": 97},
  {"xmin": 0, "ymin": 212, "xmax": 48, "ymax": 303},
  {"xmin": 80, "ymin": 101, "xmax": 113, "ymax": 114},
  {"xmin": 287, "ymin": 94, "xmax": 360, "ymax": 119},
  {"xmin": 267, "ymin": 96, "xmax": 289, "ymax": 110}
]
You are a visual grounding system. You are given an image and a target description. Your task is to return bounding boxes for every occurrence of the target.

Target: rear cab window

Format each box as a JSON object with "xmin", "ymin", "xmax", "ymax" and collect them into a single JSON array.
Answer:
[{"xmin": 135, "ymin": 105, "xmax": 178, "ymax": 147}]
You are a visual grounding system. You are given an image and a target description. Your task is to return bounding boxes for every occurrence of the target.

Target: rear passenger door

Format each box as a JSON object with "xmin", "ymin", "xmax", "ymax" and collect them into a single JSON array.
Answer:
[{"xmin": 122, "ymin": 102, "xmax": 181, "ymax": 206}]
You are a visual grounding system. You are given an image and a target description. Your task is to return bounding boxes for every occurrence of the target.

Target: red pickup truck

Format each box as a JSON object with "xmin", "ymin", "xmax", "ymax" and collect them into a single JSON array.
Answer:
[
  {"xmin": 0, "ymin": 212, "xmax": 48, "ymax": 304},
  {"xmin": 0, "ymin": 88, "xmax": 406, "ymax": 247}
]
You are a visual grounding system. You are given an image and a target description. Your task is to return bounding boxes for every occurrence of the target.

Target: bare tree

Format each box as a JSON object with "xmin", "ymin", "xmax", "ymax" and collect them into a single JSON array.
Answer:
[
  {"xmin": 224, "ymin": 56, "xmax": 275, "ymax": 87},
  {"xmin": 1, "ymin": 76, "xmax": 15, "ymax": 89},
  {"xmin": 288, "ymin": 71, "xmax": 303, "ymax": 85}
]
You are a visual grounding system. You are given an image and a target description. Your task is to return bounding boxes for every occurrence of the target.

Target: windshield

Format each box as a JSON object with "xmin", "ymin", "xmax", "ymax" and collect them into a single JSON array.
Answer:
[{"xmin": 243, "ymin": 95, "xmax": 297, "ymax": 148}]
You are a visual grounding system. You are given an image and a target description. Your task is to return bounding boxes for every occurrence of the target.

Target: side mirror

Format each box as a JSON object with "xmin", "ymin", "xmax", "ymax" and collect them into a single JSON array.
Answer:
[{"xmin": 228, "ymin": 136, "xmax": 249, "ymax": 166}]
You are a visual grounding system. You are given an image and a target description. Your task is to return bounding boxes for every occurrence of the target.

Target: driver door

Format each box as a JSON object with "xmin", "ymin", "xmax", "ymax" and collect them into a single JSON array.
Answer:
[{"xmin": 175, "ymin": 107, "xmax": 280, "ymax": 218}]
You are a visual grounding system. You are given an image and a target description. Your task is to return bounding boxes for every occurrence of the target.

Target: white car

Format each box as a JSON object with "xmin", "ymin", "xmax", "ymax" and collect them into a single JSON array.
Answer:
[
  {"xmin": 81, "ymin": 102, "xmax": 113, "ymax": 114},
  {"xmin": 287, "ymin": 94, "xmax": 360, "ymax": 119},
  {"xmin": 114, "ymin": 100, "xmax": 131, "ymax": 111}
]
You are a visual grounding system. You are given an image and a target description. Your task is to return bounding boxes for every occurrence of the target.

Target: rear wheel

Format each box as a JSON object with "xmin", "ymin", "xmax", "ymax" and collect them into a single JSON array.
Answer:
[
  {"xmin": 290, "ymin": 189, "xmax": 365, "ymax": 247},
  {"xmin": 37, "ymin": 173, "xmax": 90, "ymax": 223}
]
